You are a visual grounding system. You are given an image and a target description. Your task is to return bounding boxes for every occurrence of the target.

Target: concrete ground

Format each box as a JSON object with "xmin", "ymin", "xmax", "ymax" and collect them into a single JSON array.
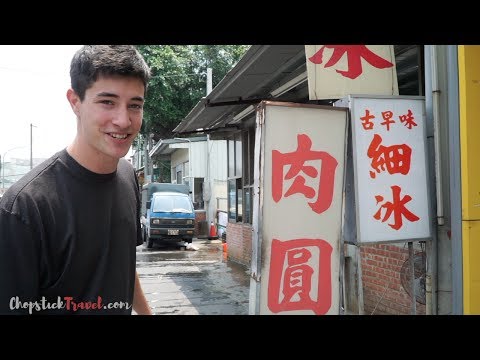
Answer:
[{"xmin": 135, "ymin": 238, "xmax": 250, "ymax": 315}]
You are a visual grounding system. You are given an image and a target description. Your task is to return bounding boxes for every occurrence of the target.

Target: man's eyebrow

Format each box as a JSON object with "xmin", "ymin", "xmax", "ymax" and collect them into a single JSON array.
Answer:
[
  {"xmin": 96, "ymin": 92, "xmax": 118, "ymax": 98},
  {"xmin": 96, "ymin": 92, "xmax": 144, "ymax": 102}
]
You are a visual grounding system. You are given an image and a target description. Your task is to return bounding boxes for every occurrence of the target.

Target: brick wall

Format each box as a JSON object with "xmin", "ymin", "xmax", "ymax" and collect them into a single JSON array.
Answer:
[
  {"xmin": 194, "ymin": 210, "xmax": 206, "ymax": 237},
  {"xmin": 361, "ymin": 243, "xmax": 426, "ymax": 315},
  {"xmin": 226, "ymin": 222, "xmax": 252, "ymax": 268}
]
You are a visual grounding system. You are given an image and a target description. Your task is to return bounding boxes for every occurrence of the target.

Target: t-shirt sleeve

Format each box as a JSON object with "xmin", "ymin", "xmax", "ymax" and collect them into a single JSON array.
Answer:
[{"xmin": 0, "ymin": 208, "xmax": 40, "ymax": 314}]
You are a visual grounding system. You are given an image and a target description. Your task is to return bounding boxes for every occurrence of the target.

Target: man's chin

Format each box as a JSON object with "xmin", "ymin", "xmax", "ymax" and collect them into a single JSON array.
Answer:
[{"xmin": 112, "ymin": 144, "xmax": 133, "ymax": 160}]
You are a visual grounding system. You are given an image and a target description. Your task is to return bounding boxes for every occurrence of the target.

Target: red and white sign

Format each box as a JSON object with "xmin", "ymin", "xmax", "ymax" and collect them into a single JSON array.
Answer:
[
  {"xmin": 305, "ymin": 45, "xmax": 399, "ymax": 100},
  {"xmin": 348, "ymin": 95, "xmax": 431, "ymax": 243},
  {"xmin": 255, "ymin": 102, "xmax": 347, "ymax": 315}
]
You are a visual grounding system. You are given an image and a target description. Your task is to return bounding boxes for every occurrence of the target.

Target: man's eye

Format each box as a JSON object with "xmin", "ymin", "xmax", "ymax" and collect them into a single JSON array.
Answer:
[{"xmin": 130, "ymin": 104, "xmax": 143, "ymax": 110}]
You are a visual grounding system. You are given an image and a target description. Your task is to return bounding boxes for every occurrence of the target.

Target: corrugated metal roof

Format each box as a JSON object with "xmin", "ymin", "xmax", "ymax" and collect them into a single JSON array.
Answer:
[
  {"xmin": 173, "ymin": 45, "xmax": 422, "ymax": 136},
  {"xmin": 149, "ymin": 135, "xmax": 207, "ymax": 157}
]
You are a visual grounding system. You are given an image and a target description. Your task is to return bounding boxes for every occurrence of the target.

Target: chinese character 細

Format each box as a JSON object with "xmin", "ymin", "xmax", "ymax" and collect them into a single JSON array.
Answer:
[{"xmin": 367, "ymin": 134, "xmax": 412, "ymax": 179}]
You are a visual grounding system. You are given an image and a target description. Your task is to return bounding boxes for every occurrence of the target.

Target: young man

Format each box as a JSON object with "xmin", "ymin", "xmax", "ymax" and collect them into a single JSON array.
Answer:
[{"xmin": 0, "ymin": 46, "xmax": 152, "ymax": 315}]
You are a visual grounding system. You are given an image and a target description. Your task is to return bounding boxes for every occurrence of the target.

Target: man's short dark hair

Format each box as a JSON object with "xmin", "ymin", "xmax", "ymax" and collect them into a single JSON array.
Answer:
[{"xmin": 70, "ymin": 45, "xmax": 151, "ymax": 101}]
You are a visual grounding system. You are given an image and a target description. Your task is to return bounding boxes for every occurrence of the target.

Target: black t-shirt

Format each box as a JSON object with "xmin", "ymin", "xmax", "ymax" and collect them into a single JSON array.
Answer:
[{"xmin": 0, "ymin": 149, "xmax": 143, "ymax": 314}]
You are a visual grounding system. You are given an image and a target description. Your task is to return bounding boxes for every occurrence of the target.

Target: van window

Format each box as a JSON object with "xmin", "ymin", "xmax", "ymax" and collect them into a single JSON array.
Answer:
[{"xmin": 152, "ymin": 195, "xmax": 193, "ymax": 213}]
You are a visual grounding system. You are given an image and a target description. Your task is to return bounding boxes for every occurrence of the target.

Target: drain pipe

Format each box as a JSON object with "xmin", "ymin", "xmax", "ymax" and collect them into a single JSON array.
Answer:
[
  {"xmin": 431, "ymin": 46, "xmax": 445, "ymax": 227},
  {"xmin": 424, "ymin": 45, "xmax": 440, "ymax": 315}
]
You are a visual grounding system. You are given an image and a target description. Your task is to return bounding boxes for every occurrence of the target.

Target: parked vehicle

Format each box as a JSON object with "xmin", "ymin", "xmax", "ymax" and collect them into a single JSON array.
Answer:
[{"xmin": 141, "ymin": 183, "xmax": 195, "ymax": 248}]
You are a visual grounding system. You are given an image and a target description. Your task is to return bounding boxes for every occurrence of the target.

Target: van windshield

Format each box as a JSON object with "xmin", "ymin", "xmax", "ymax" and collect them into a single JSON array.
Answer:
[{"xmin": 152, "ymin": 195, "xmax": 193, "ymax": 213}]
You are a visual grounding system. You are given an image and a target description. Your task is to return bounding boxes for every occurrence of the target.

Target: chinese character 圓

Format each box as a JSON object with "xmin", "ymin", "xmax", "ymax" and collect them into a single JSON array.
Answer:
[{"xmin": 268, "ymin": 238, "xmax": 333, "ymax": 314}]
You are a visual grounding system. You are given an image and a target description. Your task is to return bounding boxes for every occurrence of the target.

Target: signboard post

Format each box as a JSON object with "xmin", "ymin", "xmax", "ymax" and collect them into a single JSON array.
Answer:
[
  {"xmin": 338, "ymin": 95, "xmax": 431, "ymax": 244},
  {"xmin": 250, "ymin": 101, "xmax": 348, "ymax": 315},
  {"xmin": 305, "ymin": 45, "xmax": 398, "ymax": 100}
]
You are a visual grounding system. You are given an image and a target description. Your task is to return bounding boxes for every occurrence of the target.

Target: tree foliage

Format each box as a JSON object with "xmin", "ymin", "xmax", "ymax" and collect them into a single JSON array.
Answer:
[{"xmin": 136, "ymin": 45, "xmax": 249, "ymax": 141}]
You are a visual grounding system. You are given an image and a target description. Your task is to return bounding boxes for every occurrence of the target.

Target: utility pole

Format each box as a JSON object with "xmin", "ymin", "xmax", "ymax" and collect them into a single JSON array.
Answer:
[
  {"xmin": 144, "ymin": 134, "xmax": 149, "ymax": 184},
  {"xmin": 30, "ymin": 123, "xmax": 37, "ymax": 170},
  {"xmin": 207, "ymin": 68, "xmax": 212, "ymax": 95},
  {"xmin": 149, "ymin": 134, "xmax": 154, "ymax": 182}
]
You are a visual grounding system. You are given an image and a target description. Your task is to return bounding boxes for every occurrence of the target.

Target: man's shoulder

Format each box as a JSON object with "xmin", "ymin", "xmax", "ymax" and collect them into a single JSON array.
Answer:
[
  {"xmin": 0, "ymin": 151, "xmax": 63, "ymax": 211},
  {"xmin": 117, "ymin": 158, "xmax": 136, "ymax": 178},
  {"xmin": 118, "ymin": 157, "xmax": 134, "ymax": 170}
]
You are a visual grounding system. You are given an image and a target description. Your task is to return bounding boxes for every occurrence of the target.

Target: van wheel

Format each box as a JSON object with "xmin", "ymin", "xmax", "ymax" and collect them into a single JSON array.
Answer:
[{"xmin": 147, "ymin": 238, "xmax": 153, "ymax": 248}]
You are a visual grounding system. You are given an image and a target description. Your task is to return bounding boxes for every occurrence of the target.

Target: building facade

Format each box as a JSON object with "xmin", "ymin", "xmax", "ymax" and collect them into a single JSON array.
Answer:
[{"xmin": 173, "ymin": 45, "xmax": 479, "ymax": 315}]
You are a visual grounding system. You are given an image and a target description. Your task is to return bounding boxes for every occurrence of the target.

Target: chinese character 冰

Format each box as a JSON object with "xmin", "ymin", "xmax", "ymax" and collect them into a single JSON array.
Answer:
[
  {"xmin": 373, "ymin": 185, "xmax": 420, "ymax": 230},
  {"xmin": 308, "ymin": 45, "xmax": 394, "ymax": 80}
]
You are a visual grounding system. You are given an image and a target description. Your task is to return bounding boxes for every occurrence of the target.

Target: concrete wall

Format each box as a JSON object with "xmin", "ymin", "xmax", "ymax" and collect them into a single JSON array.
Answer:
[
  {"xmin": 168, "ymin": 139, "xmax": 228, "ymax": 227},
  {"xmin": 206, "ymin": 139, "xmax": 227, "ymax": 225}
]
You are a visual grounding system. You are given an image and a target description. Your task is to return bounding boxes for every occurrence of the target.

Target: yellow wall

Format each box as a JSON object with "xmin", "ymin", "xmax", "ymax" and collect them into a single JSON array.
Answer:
[{"xmin": 458, "ymin": 45, "xmax": 480, "ymax": 314}]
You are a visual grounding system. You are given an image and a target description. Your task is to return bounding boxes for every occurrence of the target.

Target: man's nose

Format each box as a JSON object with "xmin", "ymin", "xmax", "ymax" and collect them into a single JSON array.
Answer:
[{"xmin": 112, "ymin": 107, "xmax": 131, "ymax": 128}]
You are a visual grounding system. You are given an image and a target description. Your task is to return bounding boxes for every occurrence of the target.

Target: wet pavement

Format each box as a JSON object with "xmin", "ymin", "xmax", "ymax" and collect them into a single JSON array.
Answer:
[{"xmin": 135, "ymin": 238, "xmax": 250, "ymax": 315}]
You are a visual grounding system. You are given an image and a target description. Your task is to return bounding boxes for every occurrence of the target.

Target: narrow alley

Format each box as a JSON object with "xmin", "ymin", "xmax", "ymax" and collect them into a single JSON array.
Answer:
[{"xmin": 135, "ymin": 239, "xmax": 250, "ymax": 315}]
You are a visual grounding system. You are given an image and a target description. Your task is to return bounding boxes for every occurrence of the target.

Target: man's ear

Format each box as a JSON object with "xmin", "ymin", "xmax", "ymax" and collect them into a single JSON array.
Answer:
[{"xmin": 66, "ymin": 88, "xmax": 81, "ymax": 116}]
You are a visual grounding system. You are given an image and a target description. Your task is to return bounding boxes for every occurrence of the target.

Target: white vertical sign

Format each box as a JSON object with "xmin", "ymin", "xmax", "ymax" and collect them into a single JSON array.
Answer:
[
  {"xmin": 257, "ymin": 102, "xmax": 347, "ymax": 315},
  {"xmin": 305, "ymin": 45, "xmax": 399, "ymax": 100},
  {"xmin": 350, "ymin": 95, "xmax": 431, "ymax": 243}
]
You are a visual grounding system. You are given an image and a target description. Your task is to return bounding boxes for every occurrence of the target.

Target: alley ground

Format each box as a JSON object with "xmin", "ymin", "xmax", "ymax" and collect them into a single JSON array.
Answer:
[{"xmin": 135, "ymin": 238, "xmax": 250, "ymax": 315}]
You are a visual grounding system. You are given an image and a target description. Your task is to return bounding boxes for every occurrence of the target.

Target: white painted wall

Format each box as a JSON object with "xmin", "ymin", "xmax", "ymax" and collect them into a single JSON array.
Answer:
[{"xmin": 168, "ymin": 139, "xmax": 228, "ymax": 224}]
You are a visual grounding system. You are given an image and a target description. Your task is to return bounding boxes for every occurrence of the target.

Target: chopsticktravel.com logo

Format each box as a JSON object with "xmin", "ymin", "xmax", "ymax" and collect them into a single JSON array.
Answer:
[{"xmin": 9, "ymin": 296, "xmax": 132, "ymax": 314}]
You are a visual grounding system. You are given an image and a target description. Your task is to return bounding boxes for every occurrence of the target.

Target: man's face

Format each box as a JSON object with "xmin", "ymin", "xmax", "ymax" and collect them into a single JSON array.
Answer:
[{"xmin": 71, "ymin": 75, "xmax": 145, "ymax": 163}]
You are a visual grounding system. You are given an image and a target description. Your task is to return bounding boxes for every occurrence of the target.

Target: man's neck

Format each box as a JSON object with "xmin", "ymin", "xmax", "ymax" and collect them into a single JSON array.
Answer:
[{"xmin": 67, "ymin": 140, "xmax": 118, "ymax": 174}]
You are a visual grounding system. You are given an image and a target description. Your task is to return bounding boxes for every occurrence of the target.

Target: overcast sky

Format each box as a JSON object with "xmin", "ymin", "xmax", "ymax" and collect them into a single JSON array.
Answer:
[{"xmin": 0, "ymin": 45, "xmax": 83, "ymax": 162}]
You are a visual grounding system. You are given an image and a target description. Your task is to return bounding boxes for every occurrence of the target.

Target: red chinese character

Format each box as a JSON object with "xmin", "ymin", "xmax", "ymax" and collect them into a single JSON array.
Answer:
[
  {"xmin": 399, "ymin": 109, "xmax": 417, "ymax": 129},
  {"xmin": 367, "ymin": 134, "xmax": 412, "ymax": 179},
  {"xmin": 380, "ymin": 110, "xmax": 395, "ymax": 131},
  {"xmin": 308, "ymin": 45, "xmax": 394, "ymax": 80},
  {"xmin": 272, "ymin": 134, "xmax": 338, "ymax": 214},
  {"xmin": 373, "ymin": 185, "xmax": 420, "ymax": 230},
  {"xmin": 360, "ymin": 109, "xmax": 375, "ymax": 130},
  {"xmin": 268, "ymin": 238, "xmax": 333, "ymax": 314}
]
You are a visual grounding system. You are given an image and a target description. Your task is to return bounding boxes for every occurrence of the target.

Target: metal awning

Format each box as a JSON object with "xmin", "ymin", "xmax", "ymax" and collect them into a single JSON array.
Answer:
[
  {"xmin": 173, "ymin": 45, "xmax": 422, "ymax": 136},
  {"xmin": 149, "ymin": 136, "xmax": 207, "ymax": 158},
  {"xmin": 173, "ymin": 45, "xmax": 307, "ymax": 135}
]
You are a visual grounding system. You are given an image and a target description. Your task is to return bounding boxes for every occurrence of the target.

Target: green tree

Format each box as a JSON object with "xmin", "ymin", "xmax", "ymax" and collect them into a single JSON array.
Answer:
[{"xmin": 137, "ymin": 45, "xmax": 249, "ymax": 141}]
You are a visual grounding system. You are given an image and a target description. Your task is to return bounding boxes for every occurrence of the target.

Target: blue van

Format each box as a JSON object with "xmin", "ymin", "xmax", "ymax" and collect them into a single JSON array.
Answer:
[{"xmin": 142, "ymin": 183, "xmax": 195, "ymax": 248}]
